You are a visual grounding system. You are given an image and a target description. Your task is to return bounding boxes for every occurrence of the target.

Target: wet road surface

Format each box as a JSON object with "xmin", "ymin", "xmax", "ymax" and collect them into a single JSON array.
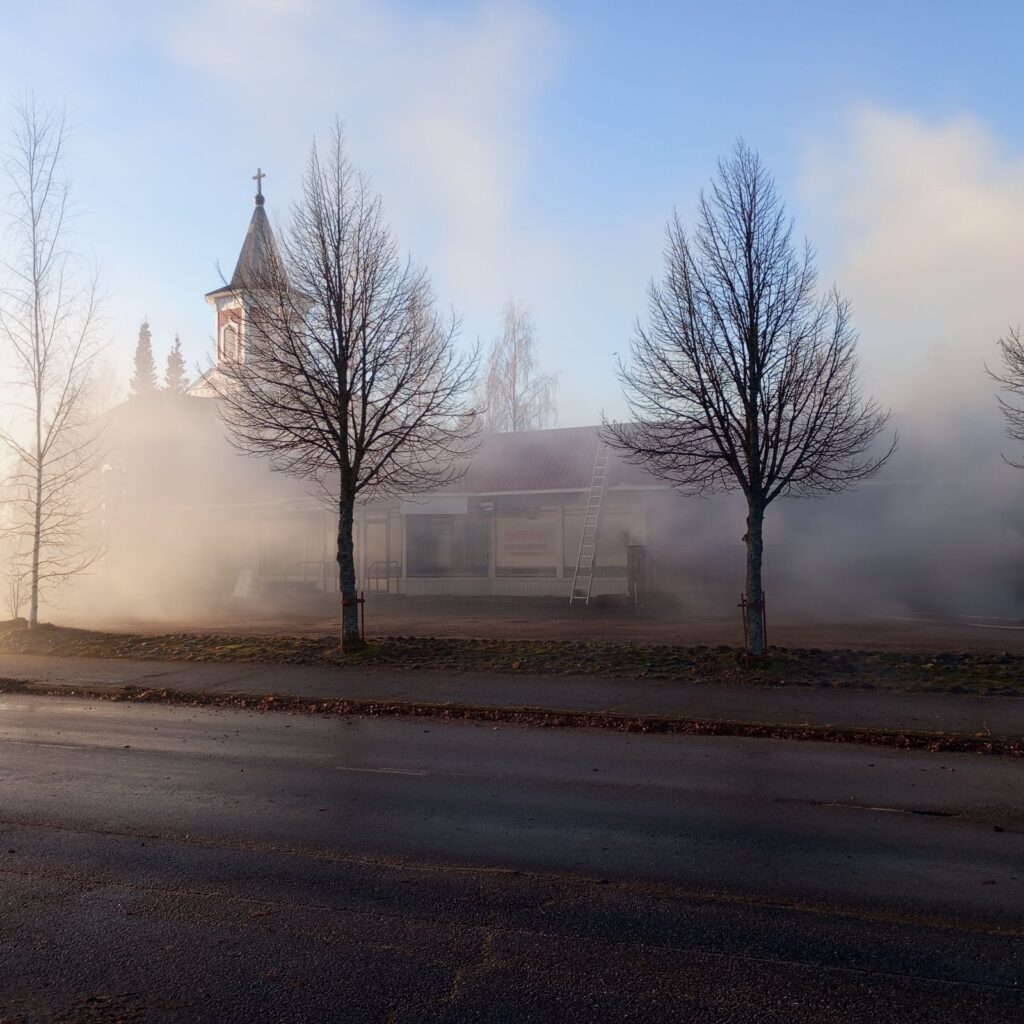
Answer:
[{"xmin": 0, "ymin": 695, "xmax": 1021, "ymax": 1022}]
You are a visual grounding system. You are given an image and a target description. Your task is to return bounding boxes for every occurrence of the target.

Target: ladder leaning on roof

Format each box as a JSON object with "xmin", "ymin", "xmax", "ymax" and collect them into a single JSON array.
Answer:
[{"xmin": 569, "ymin": 443, "xmax": 610, "ymax": 605}]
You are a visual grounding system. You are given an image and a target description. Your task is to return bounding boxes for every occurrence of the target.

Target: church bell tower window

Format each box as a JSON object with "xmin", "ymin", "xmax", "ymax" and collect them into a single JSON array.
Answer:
[{"xmin": 222, "ymin": 321, "xmax": 239, "ymax": 364}]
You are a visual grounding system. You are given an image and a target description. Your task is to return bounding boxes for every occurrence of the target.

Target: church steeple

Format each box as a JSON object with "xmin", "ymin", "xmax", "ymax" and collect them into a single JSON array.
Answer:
[{"xmin": 191, "ymin": 169, "xmax": 283, "ymax": 395}]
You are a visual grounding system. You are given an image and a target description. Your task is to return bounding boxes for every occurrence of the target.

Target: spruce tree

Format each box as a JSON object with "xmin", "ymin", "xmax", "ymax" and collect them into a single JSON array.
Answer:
[
  {"xmin": 165, "ymin": 334, "xmax": 189, "ymax": 394},
  {"xmin": 129, "ymin": 320, "xmax": 158, "ymax": 397}
]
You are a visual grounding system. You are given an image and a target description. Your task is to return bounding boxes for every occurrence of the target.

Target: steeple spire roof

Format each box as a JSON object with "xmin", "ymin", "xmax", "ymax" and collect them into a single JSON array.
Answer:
[{"xmin": 227, "ymin": 168, "xmax": 281, "ymax": 289}]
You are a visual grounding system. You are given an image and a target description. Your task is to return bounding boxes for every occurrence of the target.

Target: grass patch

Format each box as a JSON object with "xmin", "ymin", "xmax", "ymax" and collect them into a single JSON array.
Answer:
[{"xmin": 2, "ymin": 619, "xmax": 1023, "ymax": 696}]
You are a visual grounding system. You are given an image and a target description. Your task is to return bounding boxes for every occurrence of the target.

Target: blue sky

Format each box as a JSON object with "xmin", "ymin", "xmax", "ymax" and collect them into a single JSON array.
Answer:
[{"xmin": 2, "ymin": 0, "xmax": 1023, "ymax": 425}]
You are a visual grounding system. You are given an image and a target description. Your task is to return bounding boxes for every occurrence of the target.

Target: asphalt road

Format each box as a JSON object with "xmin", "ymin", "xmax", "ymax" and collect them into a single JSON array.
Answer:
[{"xmin": 0, "ymin": 695, "xmax": 1021, "ymax": 1022}]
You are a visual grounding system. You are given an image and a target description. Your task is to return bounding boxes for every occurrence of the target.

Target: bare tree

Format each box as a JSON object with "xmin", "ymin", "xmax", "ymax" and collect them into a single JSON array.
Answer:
[
  {"xmin": 3, "ymin": 565, "xmax": 25, "ymax": 621},
  {"xmin": 0, "ymin": 99, "xmax": 104, "ymax": 628},
  {"xmin": 479, "ymin": 299, "xmax": 557, "ymax": 432},
  {"xmin": 213, "ymin": 127, "xmax": 478, "ymax": 648},
  {"xmin": 604, "ymin": 143, "xmax": 894, "ymax": 655},
  {"xmin": 988, "ymin": 326, "xmax": 1024, "ymax": 468}
]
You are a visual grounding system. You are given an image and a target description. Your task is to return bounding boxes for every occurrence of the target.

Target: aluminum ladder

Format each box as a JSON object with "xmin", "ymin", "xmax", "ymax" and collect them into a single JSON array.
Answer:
[{"xmin": 569, "ymin": 443, "xmax": 610, "ymax": 605}]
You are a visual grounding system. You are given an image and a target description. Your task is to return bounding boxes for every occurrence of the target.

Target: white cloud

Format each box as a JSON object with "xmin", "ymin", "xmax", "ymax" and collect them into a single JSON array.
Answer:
[{"xmin": 801, "ymin": 108, "xmax": 1024, "ymax": 422}]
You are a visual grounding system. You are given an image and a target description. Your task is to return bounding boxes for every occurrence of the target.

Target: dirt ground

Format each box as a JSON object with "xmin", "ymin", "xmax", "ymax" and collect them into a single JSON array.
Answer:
[{"xmin": 73, "ymin": 595, "xmax": 1024, "ymax": 655}]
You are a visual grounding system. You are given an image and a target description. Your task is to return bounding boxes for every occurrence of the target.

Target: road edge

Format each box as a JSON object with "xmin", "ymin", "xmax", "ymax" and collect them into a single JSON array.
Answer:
[{"xmin": 1, "ymin": 679, "xmax": 1019, "ymax": 757}]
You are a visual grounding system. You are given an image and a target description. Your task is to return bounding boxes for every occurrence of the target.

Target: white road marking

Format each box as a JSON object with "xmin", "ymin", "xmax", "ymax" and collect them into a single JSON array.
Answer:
[
  {"xmin": 1, "ymin": 739, "xmax": 92, "ymax": 749},
  {"xmin": 334, "ymin": 765, "xmax": 430, "ymax": 776}
]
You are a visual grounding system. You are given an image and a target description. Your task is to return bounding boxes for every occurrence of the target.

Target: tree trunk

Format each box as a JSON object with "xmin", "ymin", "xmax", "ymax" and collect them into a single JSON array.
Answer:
[
  {"xmin": 744, "ymin": 500, "xmax": 766, "ymax": 656},
  {"xmin": 337, "ymin": 495, "xmax": 362, "ymax": 650},
  {"xmin": 29, "ymin": 416, "xmax": 42, "ymax": 629},
  {"xmin": 29, "ymin": 493, "xmax": 41, "ymax": 627}
]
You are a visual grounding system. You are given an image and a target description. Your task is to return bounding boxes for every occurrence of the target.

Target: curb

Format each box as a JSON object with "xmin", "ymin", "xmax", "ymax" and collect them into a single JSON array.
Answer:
[{"xmin": 2, "ymin": 679, "xmax": 1020, "ymax": 757}]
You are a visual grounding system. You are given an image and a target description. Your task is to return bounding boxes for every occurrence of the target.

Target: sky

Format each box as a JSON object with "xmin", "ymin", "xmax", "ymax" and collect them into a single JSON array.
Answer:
[{"xmin": 2, "ymin": 0, "xmax": 1024, "ymax": 427}]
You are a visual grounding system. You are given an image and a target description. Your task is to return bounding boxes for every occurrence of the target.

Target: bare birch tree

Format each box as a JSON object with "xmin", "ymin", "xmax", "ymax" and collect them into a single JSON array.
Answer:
[
  {"xmin": 988, "ymin": 326, "xmax": 1024, "ymax": 468},
  {"xmin": 604, "ymin": 143, "xmax": 894, "ymax": 655},
  {"xmin": 479, "ymin": 299, "xmax": 557, "ymax": 432},
  {"xmin": 0, "ymin": 99, "xmax": 104, "ymax": 627},
  {"xmin": 213, "ymin": 126, "xmax": 478, "ymax": 648}
]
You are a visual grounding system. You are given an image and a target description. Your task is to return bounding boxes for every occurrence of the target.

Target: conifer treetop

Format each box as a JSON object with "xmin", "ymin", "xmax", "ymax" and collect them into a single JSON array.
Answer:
[
  {"xmin": 129, "ymin": 319, "xmax": 158, "ymax": 397},
  {"xmin": 165, "ymin": 333, "xmax": 189, "ymax": 394}
]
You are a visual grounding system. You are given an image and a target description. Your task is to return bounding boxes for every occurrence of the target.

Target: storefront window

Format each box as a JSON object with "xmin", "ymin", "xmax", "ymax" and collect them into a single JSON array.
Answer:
[{"xmin": 406, "ymin": 515, "xmax": 488, "ymax": 576}]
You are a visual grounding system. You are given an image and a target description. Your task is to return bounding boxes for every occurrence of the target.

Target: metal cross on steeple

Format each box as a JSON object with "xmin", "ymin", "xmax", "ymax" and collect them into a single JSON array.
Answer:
[{"xmin": 252, "ymin": 167, "xmax": 266, "ymax": 206}]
